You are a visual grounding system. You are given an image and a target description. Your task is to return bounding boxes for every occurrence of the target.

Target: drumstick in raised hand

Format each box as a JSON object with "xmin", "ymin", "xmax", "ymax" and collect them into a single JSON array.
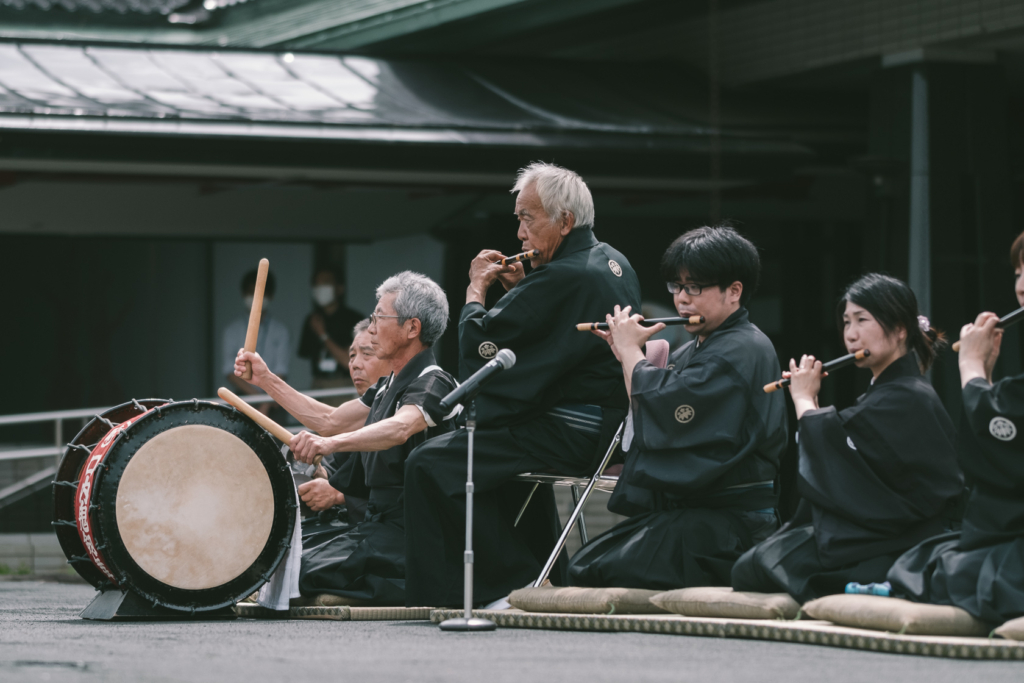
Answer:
[{"xmin": 240, "ymin": 258, "xmax": 270, "ymax": 381}]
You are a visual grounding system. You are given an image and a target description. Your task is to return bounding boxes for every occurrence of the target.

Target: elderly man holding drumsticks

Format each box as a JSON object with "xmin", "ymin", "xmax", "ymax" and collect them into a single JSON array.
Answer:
[
  {"xmin": 235, "ymin": 271, "xmax": 458, "ymax": 606},
  {"xmin": 403, "ymin": 162, "xmax": 642, "ymax": 609}
]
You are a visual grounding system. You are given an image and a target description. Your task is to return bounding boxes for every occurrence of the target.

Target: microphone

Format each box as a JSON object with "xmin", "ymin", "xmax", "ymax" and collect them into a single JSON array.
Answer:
[{"xmin": 439, "ymin": 349, "xmax": 516, "ymax": 412}]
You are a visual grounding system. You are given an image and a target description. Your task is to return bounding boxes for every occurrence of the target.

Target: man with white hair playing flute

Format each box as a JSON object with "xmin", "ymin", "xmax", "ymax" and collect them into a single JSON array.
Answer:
[{"xmin": 403, "ymin": 162, "xmax": 642, "ymax": 608}]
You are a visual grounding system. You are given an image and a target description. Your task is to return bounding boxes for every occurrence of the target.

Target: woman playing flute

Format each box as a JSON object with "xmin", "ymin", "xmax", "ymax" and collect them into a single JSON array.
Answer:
[
  {"xmin": 732, "ymin": 273, "xmax": 963, "ymax": 603},
  {"xmin": 888, "ymin": 232, "xmax": 1024, "ymax": 624}
]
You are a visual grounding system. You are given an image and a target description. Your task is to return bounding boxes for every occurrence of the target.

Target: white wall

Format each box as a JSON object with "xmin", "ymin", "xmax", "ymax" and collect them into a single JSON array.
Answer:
[
  {"xmin": 346, "ymin": 234, "xmax": 446, "ymax": 314},
  {"xmin": 212, "ymin": 242, "xmax": 314, "ymax": 391},
  {"xmin": 346, "ymin": 234, "xmax": 447, "ymax": 355}
]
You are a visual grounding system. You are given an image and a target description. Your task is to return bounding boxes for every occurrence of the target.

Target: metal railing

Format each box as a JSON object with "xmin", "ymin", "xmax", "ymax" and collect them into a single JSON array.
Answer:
[{"xmin": 0, "ymin": 387, "xmax": 357, "ymax": 509}]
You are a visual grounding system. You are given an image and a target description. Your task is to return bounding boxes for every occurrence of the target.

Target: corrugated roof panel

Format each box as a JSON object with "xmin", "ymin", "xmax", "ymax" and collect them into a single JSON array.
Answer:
[
  {"xmin": 85, "ymin": 47, "xmax": 237, "ymax": 115},
  {"xmin": 286, "ymin": 55, "xmax": 378, "ymax": 108},
  {"xmin": 212, "ymin": 53, "xmax": 343, "ymax": 112},
  {"xmin": 148, "ymin": 50, "xmax": 289, "ymax": 113},
  {"xmin": 0, "ymin": 45, "xmax": 88, "ymax": 108},
  {"xmin": 0, "ymin": 0, "xmax": 216, "ymax": 14},
  {"xmin": 23, "ymin": 44, "xmax": 172, "ymax": 110}
]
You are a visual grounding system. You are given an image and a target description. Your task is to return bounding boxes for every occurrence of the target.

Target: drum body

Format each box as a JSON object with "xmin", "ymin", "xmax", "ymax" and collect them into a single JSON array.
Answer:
[{"xmin": 53, "ymin": 399, "xmax": 295, "ymax": 612}]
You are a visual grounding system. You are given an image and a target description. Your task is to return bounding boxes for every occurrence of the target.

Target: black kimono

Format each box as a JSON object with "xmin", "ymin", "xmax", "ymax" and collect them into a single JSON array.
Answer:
[
  {"xmin": 404, "ymin": 227, "xmax": 642, "ymax": 608},
  {"xmin": 888, "ymin": 373, "xmax": 1024, "ymax": 624},
  {"xmin": 732, "ymin": 353, "xmax": 963, "ymax": 603},
  {"xmin": 299, "ymin": 348, "xmax": 457, "ymax": 605},
  {"xmin": 568, "ymin": 307, "xmax": 787, "ymax": 589}
]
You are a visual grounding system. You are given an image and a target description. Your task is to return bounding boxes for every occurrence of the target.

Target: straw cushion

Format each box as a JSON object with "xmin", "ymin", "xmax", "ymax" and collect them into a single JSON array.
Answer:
[
  {"xmin": 650, "ymin": 586, "xmax": 799, "ymax": 620},
  {"xmin": 994, "ymin": 616, "xmax": 1024, "ymax": 641},
  {"xmin": 508, "ymin": 586, "xmax": 668, "ymax": 615},
  {"xmin": 802, "ymin": 594, "xmax": 990, "ymax": 636},
  {"xmin": 290, "ymin": 593, "xmax": 372, "ymax": 607}
]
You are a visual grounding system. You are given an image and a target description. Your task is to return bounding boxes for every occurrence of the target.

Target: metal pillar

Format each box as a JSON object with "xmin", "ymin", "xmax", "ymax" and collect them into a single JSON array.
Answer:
[{"xmin": 908, "ymin": 66, "xmax": 931, "ymax": 317}]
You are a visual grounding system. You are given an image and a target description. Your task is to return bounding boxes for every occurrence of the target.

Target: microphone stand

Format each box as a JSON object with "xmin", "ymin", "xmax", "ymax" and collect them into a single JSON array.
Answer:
[{"xmin": 439, "ymin": 400, "xmax": 496, "ymax": 632}]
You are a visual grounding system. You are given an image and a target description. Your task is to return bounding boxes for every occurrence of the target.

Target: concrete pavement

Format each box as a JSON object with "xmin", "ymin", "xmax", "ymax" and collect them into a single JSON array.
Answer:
[{"xmin": 1, "ymin": 581, "xmax": 1022, "ymax": 683}]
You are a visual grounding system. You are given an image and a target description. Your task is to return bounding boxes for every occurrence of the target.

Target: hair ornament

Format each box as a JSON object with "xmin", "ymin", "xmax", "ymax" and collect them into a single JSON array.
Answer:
[{"xmin": 918, "ymin": 315, "xmax": 930, "ymax": 332}]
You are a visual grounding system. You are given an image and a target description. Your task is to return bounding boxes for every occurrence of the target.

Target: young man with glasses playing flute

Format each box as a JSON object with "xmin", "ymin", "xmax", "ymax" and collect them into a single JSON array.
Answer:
[{"xmin": 567, "ymin": 225, "xmax": 788, "ymax": 591}]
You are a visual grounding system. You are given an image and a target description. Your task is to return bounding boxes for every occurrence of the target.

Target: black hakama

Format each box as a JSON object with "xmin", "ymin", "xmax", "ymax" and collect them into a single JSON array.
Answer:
[
  {"xmin": 888, "ymin": 374, "xmax": 1024, "ymax": 623},
  {"xmin": 297, "ymin": 348, "xmax": 457, "ymax": 605},
  {"xmin": 732, "ymin": 353, "xmax": 963, "ymax": 603},
  {"xmin": 568, "ymin": 307, "xmax": 788, "ymax": 589},
  {"xmin": 404, "ymin": 227, "xmax": 642, "ymax": 608}
]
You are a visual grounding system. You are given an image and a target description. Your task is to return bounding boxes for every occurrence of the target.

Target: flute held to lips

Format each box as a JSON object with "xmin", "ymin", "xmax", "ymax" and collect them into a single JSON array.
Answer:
[
  {"xmin": 499, "ymin": 249, "xmax": 540, "ymax": 266},
  {"xmin": 576, "ymin": 316, "xmax": 705, "ymax": 332},
  {"xmin": 763, "ymin": 349, "xmax": 871, "ymax": 394},
  {"xmin": 951, "ymin": 304, "xmax": 1024, "ymax": 352}
]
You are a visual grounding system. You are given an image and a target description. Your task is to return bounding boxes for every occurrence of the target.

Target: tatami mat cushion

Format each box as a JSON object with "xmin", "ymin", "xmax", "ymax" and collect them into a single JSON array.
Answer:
[
  {"xmin": 508, "ymin": 586, "xmax": 668, "ymax": 615},
  {"xmin": 651, "ymin": 587, "xmax": 799, "ymax": 620},
  {"xmin": 236, "ymin": 603, "xmax": 351, "ymax": 620},
  {"xmin": 349, "ymin": 607, "xmax": 434, "ymax": 621},
  {"xmin": 236, "ymin": 603, "xmax": 434, "ymax": 621},
  {"xmin": 802, "ymin": 594, "xmax": 990, "ymax": 637},
  {"xmin": 429, "ymin": 609, "xmax": 1024, "ymax": 661},
  {"xmin": 994, "ymin": 616, "xmax": 1024, "ymax": 641}
]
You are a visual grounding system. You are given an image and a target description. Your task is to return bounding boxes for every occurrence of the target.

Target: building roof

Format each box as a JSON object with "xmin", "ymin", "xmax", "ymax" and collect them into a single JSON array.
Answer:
[
  {"xmin": 0, "ymin": 42, "xmax": 812, "ymax": 153},
  {"xmin": 0, "ymin": 0, "xmax": 188, "ymax": 13}
]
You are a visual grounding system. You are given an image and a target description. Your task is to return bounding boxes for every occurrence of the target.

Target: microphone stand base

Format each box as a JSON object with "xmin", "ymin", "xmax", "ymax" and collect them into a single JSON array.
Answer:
[{"xmin": 438, "ymin": 617, "xmax": 497, "ymax": 632}]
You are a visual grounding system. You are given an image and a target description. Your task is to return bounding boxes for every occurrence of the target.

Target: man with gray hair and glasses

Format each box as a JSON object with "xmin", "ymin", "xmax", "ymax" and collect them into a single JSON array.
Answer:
[
  {"xmin": 404, "ymin": 162, "xmax": 642, "ymax": 608},
  {"xmin": 235, "ymin": 271, "xmax": 458, "ymax": 606}
]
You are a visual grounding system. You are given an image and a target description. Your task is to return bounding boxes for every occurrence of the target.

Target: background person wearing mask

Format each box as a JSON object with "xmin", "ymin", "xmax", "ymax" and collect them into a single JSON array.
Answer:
[
  {"xmin": 222, "ymin": 268, "xmax": 290, "ymax": 415},
  {"xmin": 298, "ymin": 266, "xmax": 364, "ymax": 395}
]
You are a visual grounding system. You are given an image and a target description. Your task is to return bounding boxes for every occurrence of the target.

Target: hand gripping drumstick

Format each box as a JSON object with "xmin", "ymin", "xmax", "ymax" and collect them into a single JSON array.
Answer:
[
  {"xmin": 576, "ymin": 316, "xmax": 705, "ymax": 332},
  {"xmin": 499, "ymin": 250, "xmax": 539, "ymax": 266},
  {"xmin": 763, "ymin": 349, "xmax": 870, "ymax": 394},
  {"xmin": 240, "ymin": 258, "xmax": 270, "ymax": 381},
  {"xmin": 951, "ymin": 305, "xmax": 1024, "ymax": 352},
  {"xmin": 218, "ymin": 387, "xmax": 327, "ymax": 474}
]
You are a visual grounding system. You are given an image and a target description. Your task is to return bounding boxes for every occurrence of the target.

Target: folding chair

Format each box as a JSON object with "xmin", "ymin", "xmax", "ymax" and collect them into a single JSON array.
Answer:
[
  {"xmin": 514, "ymin": 422, "xmax": 624, "ymax": 587},
  {"xmin": 513, "ymin": 339, "xmax": 671, "ymax": 588}
]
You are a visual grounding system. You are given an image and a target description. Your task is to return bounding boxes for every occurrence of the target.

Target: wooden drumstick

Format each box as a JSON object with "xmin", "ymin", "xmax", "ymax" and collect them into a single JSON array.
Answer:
[
  {"xmin": 218, "ymin": 387, "xmax": 293, "ymax": 443},
  {"xmin": 217, "ymin": 387, "xmax": 326, "ymax": 473},
  {"xmin": 240, "ymin": 258, "xmax": 270, "ymax": 381}
]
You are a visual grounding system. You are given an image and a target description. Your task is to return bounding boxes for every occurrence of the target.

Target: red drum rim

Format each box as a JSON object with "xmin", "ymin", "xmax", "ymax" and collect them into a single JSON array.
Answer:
[{"xmin": 74, "ymin": 411, "xmax": 150, "ymax": 586}]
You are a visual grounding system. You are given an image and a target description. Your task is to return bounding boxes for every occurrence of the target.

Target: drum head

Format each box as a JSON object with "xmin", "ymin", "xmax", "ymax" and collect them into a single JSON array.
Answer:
[{"xmin": 116, "ymin": 425, "xmax": 275, "ymax": 591}]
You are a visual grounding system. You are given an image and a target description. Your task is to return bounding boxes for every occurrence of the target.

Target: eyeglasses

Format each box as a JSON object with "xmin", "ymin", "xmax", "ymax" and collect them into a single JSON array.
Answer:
[
  {"xmin": 666, "ymin": 282, "xmax": 716, "ymax": 296},
  {"xmin": 369, "ymin": 313, "xmax": 402, "ymax": 326}
]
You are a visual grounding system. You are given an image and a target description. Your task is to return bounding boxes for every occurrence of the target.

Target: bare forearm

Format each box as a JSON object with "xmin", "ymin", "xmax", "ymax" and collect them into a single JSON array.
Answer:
[
  {"xmin": 620, "ymin": 346, "xmax": 645, "ymax": 397},
  {"xmin": 329, "ymin": 412, "xmax": 425, "ymax": 453},
  {"xmin": 960, "ymin": 360, "xmax": 990, "ymax": 389},
  {"xmin": 258, "ymin": 371, "xmax": 335, "ymax": 433},
  {"xmin": 793, "ymin": 396, "xmax": 819, "ymax": 420},
  {"xmin": 466, "ymin": 283, "xmax": 487, "ymax": 306},
  {"xmin": 319, "ymin": 401, "xmax": 372, "ymax": 437}
]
